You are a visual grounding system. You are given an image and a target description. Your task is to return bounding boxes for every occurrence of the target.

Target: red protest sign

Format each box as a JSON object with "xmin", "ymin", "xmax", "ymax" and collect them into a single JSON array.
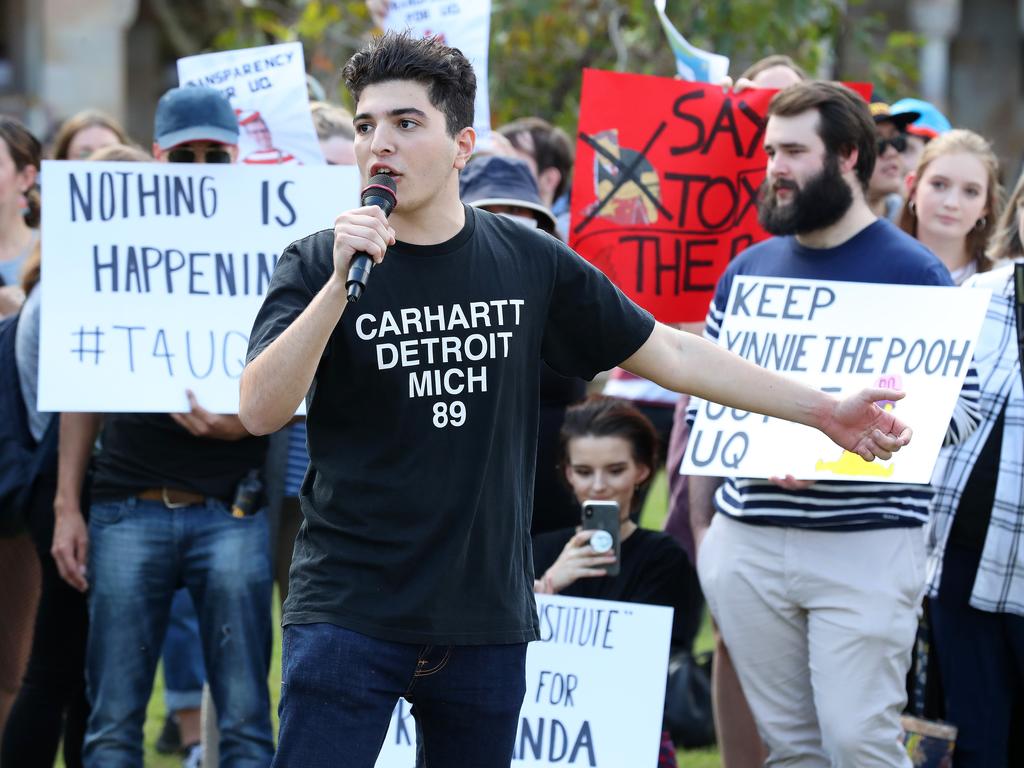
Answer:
[{"xmin": 570, "ymin": 70, "xmax": 776, "ymax": 323}]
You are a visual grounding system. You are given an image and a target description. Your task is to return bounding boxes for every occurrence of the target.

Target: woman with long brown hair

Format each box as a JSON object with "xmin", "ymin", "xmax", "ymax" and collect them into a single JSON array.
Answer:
[
  {"xmin": 0, "ymin": 116, "xmax": 40, "ymax": 316},
  {"xmin": 898, "ymin": 129, "xmax": 1002, "ymax": 284},
  {"xmin": 1, "ymin": 142, "xmax": 150, "ymax": 767},
  {"xmin": 533, "ymin": 395, "xmax": 703, "ymax": 766},
  {"xmin": 50, "ymin": 109, "xmax": 127, "ymax": 161},
  {"xmin": 0, "ymin": 116, "xmax": 43, "ymax": 754}
]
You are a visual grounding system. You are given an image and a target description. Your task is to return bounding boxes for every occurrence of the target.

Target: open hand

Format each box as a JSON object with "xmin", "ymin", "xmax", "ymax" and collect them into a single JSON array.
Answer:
[
  {"xmin": 52, "ymin": 507, "xmax": 89, "ymax": 592},
  {"xmin": 823, "ymin": 388, "xmax": 911, "ymax": 462}
]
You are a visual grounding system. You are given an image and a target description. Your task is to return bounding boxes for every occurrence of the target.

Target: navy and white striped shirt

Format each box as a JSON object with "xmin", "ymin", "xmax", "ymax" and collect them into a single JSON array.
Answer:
[
  {"xmin": 691, "ymin": 220, "xmax": 981, "ymax": 529},
  {"xmin": 284, "ymin": 421, "xmax": 309, "ymax": 498}
]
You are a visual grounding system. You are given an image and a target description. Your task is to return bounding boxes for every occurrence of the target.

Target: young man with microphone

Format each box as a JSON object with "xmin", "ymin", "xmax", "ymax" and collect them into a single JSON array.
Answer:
[{"xmin": 241, "ymin": 32, "xmax": 911, "ymax": 767}]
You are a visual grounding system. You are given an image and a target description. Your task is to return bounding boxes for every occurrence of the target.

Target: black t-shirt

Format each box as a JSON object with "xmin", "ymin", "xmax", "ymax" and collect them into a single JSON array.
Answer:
[
  {"xmin": 91, "ymin": 414, "xmax": 268, "ymax": 501},
  {"xmin": 532, "ymin": 527, "xmax": 701, "ymax": 648},
  {"xmin": 246, "ymin": 206, "xmax": 655, "ymax": 644}
]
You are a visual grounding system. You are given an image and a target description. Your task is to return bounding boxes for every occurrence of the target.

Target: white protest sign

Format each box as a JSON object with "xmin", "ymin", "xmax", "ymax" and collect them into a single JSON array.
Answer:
[
  {"xmin": 682, "ymin": 277, "xmax": 990, "ymax": 483},
  {"xmin": 384, "ymin": 0, "xmax": 492, "ymax": 141},
  {"xmin": 38, "ymin": 160, "xmax": 359, "ymax": 414},
  {"xmin": 375, "ymin": 594, "xmax": 673, "ymax": 766},
  {"xmin": 177, "ymin": 42, "xmax": 325, "ymax": 165}
]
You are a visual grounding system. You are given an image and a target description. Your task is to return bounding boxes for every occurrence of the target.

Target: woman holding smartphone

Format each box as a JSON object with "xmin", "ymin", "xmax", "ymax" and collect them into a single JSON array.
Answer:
[
  {"xmin": 533, "ymin": 396, "xmax": 697, "ymax": 622},
  {"xmin": 532, "ymin": 396, "xmax": 703, "ymax": 764}
]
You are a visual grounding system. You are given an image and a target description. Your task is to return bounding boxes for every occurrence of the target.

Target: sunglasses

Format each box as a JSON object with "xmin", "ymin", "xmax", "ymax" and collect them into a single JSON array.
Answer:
[
  {"xmin": 167, "ymin": 147, "xmax": 232, "ymax": 164},
  {"xmin": 877, "ymin": 135, "xmax": 908, "ymax": 155}
]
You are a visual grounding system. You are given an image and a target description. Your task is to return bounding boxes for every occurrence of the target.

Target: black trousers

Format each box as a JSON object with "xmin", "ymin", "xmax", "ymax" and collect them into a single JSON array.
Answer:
[
  {"xmin": 0, "ymin": 475, "xmax": 89, "ymax": 768},
  {"xmin": 931, "ymin": 543, "xmax": 1024, "ymax": 768}
]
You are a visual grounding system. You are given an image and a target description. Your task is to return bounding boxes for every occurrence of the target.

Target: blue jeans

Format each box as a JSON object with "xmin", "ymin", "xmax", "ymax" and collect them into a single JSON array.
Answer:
[
  {"xmin": 162, "ymin": 588, "xmax": 206, "ymax": 712},
  {"xmin": 83, "ymin": 497, "xmax": 273, "ymax": 767},
  {"xmin": 274, "ymin": 623, "xmax": 527, "ymax": 767}
]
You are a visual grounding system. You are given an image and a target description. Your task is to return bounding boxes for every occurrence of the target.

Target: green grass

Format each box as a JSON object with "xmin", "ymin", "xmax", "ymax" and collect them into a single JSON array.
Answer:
[{"xmin": 60, "ymin": 471, "xmax": 722, "ymax": 766}]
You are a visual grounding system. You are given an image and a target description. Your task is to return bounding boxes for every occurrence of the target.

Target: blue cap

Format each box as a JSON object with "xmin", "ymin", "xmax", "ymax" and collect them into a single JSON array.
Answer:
[
  {"xmin": 460, "ymin": 156, "xmax": 557, "ymax": 233},
  {"xmin": 891, "ymin": 98, "xmax": 951, "ymax": 139},
  {"xmin": 154, "ymin": 86, "xmax": 239, "ymax": 150}
]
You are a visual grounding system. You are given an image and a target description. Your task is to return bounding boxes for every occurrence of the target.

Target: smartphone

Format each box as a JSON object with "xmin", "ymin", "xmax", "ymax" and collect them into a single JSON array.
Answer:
[{"xmin": 581, "ymin": 500, "xmax": 621, "ymax": 577}]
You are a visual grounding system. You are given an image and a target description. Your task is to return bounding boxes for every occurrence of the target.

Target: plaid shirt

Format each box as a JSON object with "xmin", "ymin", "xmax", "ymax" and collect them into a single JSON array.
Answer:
[{"xmin": 927, "ymin": 263, "xmax": 1024, "ymax": 615}]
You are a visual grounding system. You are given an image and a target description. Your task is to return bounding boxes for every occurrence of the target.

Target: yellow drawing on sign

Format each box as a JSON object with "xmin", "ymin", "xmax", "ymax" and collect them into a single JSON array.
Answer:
[
  {"xmin": 815, "ymin": 451, "xmax": 895, "ymax": 478},
  {"xmin": 815, "ymin": 380, "xmax": 900, "ymax": 479}
]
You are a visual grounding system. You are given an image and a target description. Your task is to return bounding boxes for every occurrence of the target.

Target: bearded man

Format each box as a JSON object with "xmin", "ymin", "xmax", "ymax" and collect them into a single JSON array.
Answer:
[{"xmin": 689, "ymin": 81, "xmax": 980, "ymax": 768}]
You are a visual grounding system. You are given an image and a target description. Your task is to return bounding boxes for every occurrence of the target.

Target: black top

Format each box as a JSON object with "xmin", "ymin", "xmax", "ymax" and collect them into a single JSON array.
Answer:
[
  {"xmin": 533, "ymin": 363, "xmax": 587, "ymax": 535},
  {"xmin": 532, "ymin": 526, "xmax": 701, "ymax": 649},
  {"xmin": 246, "ymin": 206, "xmax": 655, "ymax": 644},
  {"xmin": 949, "ymin": 402, "xmax": 1006, "ymax": 552},
  {"xmin": 91, "ymin": 414, "xmax": 268, "ymax": 502}
]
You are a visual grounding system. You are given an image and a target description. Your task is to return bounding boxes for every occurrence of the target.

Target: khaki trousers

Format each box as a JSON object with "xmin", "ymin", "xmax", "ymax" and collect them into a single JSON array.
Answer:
[{"xmin": 698, "ymin": 513, "xmax": 924, "ymax": 768}]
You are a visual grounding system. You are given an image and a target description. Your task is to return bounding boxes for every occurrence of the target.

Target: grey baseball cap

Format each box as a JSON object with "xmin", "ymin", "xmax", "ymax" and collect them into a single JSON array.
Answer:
[{"xmin": 154, "ymin": 86, "xmax": 239, "ymax": 150}]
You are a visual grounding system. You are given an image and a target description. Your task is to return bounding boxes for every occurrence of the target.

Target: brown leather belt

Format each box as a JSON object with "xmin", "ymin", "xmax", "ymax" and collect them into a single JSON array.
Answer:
[{"xmin": 138, "ymin": 488, "xmax": 206, "ymax": 508}]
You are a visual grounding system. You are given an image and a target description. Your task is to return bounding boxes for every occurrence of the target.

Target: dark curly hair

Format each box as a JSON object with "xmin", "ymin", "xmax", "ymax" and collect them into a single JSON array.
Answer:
[
  {"xmin": 768, "ymin": 81, "xmax": 877, "ymax": 191},
  {"xmin": 343, "ymin": 31, "xmax": 476, "ymax": 137}
]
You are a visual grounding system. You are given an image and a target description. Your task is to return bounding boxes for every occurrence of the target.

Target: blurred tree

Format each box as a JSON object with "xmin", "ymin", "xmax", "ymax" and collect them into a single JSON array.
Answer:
[{"xmin": 144, "ymin": 0, "xmax": 918, "ymax": 135}]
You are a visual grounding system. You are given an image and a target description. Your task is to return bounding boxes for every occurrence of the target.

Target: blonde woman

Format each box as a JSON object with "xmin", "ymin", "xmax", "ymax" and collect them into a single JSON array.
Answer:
[
  {"xmin": 899, "ymin": 129, "xmax": 1002, "ymax": 284},
  {"xmin": 985, "ymin": 169, "xmax": 1024, "ymax": 266}
]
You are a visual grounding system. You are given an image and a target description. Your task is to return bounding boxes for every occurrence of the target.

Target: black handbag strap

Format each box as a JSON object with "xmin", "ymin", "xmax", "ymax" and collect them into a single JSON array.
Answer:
[{"xmin": 1015, "ymin": 262, "xmax": 1024, "ymax": 391}]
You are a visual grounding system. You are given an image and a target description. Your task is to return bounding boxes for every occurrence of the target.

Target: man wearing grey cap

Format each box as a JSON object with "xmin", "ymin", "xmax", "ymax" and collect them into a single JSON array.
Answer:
[
  {"xmin": 152, "ymin": 85, "xmax": 240, "ymax": 163},
  {"xmin": 52, "ymin": 86, "xmax": 274, "ymax": 768}
]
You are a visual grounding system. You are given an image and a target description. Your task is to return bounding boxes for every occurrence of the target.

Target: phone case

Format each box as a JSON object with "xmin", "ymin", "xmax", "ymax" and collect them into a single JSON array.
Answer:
[{"xmin": 581, "ymin": 500, "xmax": 621, "ymax": 577}]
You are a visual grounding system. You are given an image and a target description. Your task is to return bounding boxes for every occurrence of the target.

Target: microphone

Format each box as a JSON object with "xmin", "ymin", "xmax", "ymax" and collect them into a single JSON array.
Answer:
[{"xmin": 346, "ymin": 173, "xmax": 398, "ymax": 303}]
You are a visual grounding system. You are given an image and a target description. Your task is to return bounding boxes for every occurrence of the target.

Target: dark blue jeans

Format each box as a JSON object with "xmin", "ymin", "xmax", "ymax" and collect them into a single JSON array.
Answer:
[
  {"xmin": 83, "ymin": 497, "xmax": 274, "ymax": 767},
  {"xmin": 162, "ymin": 588, "xmax": 206, "ymax": 711},
  {"xmin": 274, "ymin": 623, "xmax": 528, "ymax": 767},
  {"xmin": 932, "ymin": 543, "xmax": 1024, "ymax": 768}
]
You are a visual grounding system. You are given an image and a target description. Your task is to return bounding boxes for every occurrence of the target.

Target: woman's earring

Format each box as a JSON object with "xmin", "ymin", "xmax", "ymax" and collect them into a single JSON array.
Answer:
[
  {"xmin": 908, "ymin": 200, "xmax": 917, "ymax": 216},
  {"xmin": 975, "ymin": 216, "xmax": 987, "ymax": 230}
]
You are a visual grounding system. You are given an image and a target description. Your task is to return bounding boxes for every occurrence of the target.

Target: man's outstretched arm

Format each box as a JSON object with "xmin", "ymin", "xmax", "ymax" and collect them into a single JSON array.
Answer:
[{"xmin": 621, "ymin": 323, "xmax": 911, "ymax": 461}]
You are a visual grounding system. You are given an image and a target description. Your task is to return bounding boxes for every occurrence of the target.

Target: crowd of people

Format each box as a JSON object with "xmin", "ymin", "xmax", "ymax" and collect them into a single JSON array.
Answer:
[{"xmin": 0, "ymin": 15, "xmax": 1020, "ymax": 768}]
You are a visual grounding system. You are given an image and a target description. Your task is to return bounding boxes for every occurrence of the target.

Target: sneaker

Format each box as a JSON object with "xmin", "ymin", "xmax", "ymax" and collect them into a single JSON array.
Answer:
[
  {"xmin": 155, "ymin": 713, "xmax": 182, "ymax": 755},
  {"xmin": 182, "ymin": 742, "xmax": 203, "ymax": 768}
]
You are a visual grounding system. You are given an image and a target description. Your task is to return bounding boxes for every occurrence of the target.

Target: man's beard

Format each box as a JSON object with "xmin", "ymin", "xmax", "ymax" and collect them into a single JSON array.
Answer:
[{"xmin": 757, "ymin": 153, "xmax": 854, "ymax": 236}]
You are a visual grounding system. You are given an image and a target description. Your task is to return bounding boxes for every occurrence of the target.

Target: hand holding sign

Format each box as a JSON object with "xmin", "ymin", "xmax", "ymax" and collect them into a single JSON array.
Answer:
[
  {"xmin": 821, "ymin": 388, "xmax": 911, "ymax": 462},
  {"xmin": 170, "ymin": 390, "xmax": 251, "ymax": 441}
]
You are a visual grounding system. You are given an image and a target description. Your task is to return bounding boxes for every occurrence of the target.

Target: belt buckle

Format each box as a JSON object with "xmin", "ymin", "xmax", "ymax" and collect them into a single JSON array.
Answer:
[{"xmin": 162, "ymin": 488, "xmax": 191, "ymax": 509}]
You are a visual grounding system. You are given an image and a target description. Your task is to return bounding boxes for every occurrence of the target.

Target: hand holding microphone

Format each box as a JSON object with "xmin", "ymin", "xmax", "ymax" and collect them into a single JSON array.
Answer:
[{"xmin": 334, "ymin": 173, "xmax": 398, "ymax": 303}]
